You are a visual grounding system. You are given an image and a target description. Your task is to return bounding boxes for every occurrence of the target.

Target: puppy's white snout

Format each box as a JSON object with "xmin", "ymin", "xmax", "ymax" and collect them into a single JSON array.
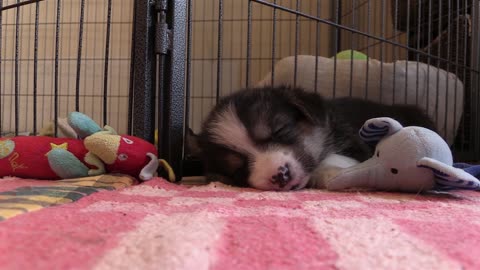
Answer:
[{"xmin": 249, "ymin": 150, "xmax": 308, "ymax": 191}]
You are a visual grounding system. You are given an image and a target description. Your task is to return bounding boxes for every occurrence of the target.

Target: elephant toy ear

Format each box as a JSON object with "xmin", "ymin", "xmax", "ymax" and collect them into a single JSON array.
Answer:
[
  {"xmin": 359, "ymin": 117, "xmax": 404, "ymax": 146},
  {"xmin": 418, "ymin": 157, "xmax": 480, "ymax": 191}
]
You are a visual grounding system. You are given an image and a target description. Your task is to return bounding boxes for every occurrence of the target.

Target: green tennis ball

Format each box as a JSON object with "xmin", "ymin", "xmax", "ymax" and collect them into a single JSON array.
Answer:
[{"xmin": 334, "ymin": 50, "xmax": 368, "ymax": 60}]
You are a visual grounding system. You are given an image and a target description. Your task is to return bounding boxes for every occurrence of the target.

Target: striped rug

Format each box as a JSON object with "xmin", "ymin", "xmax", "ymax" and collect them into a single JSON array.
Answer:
[{"xmin": 0, "ymin": 176, "xmax": 479, "ymax": 270}]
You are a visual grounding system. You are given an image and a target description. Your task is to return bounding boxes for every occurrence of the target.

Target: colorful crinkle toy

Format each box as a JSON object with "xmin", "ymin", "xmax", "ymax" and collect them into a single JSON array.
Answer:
[{"xmin": 0, "ymin": 112, "xmax": 175, "ymax": 181}]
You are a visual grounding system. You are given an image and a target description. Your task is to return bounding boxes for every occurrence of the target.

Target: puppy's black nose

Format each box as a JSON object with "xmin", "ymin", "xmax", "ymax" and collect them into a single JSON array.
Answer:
[{"xmin": 271, "ymin": 163, "xmax": 291, "ymax": 187}]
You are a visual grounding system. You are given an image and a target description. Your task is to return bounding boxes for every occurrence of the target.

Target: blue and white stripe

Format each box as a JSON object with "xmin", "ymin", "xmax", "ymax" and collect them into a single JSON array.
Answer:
[
  {"xmin": 358, "ymin": 118, "xmax": 403, "ymax": 145},
  {"xmin": 418, "ymin": 164, "xmax": 480, "ymax": 191}
]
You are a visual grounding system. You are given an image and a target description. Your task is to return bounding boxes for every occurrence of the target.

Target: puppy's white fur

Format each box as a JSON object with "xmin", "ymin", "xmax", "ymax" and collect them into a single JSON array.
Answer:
[
  {"xmin": 308, "ymin": 154, "xmax": 360, "ymax": 188},
  {"xmin": 209, "ymin": 104, "xmax": 258, "ymax": 156}
]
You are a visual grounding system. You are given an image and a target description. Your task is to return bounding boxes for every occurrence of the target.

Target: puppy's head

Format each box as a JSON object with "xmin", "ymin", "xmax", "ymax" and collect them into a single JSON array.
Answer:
[{"xmin": 191, "ymin": 86, "xmax": 332, "ymax": 191}]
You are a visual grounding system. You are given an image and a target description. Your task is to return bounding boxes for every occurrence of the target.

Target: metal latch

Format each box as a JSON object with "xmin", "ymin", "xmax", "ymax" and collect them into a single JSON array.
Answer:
[
  {"xmin": 154, "ymin": 0, "xmax": 172, "ymax": 54},
  {"xmin": 156, "ymin": 22, "xmax": 172, "ymax": 54}
]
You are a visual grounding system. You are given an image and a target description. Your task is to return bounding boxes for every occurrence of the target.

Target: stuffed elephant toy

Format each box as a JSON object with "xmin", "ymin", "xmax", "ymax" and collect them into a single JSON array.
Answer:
[{"xmin": 325, "ymin": 117, "xmax": 480, "ymax": 193}]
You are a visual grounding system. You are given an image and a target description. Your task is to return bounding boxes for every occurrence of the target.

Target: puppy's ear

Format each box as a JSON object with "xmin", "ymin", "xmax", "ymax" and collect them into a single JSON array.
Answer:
[
  {"xmin": 185, "ymin": 128, "xmax": 202, "ymax": 158},
  {"xmin": 288, "ymin": 90, "xmax": 328, "ymax": 124}
]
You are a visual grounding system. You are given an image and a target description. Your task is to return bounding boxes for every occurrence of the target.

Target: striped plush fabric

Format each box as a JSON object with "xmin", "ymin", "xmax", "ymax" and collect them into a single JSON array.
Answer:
[
  {"xmin": 358, "ymin": 118, "xmax": 402, "ymax": 145},
  {"xmin": 0, "ymin": 176, "xmax": 479, "ymax": 270}
]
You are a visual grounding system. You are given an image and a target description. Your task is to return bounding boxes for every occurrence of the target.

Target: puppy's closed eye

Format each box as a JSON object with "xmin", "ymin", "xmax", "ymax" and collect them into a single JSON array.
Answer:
[
  {"xmin": 270, "ymin": 122, "xmax": 298, "ymax": 144},
  {"xmin": 254, "ymin": 123, "xmax": 293, "ymax": 144},
  {"xmin": 272, "ymin": 124, "xmax": 289, "ymax": 138},
  {"xmin": 252, "ymin": 123, "xmax": 272, "ymax": 142}
]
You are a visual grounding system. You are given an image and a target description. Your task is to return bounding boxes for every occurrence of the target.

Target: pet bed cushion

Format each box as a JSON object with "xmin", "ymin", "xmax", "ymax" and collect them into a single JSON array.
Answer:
[
  {"xmin": 0, "ymin": 177, "xmax": 479, "ymax": 269},
  {"xmin": 256, "ymin": 55, "xmax": 464, "ymax": 145}
]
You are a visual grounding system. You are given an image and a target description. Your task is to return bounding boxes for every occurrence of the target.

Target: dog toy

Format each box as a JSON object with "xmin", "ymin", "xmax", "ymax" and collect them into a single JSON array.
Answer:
[
  {"xmin": 0, "ymin": 112, "xmax": 175, "ymax": 181},
  {"xmin": 325, "ymin": 117, "xmax": 480, "ymax": 193},
  {"xmin": 333, "ymin": 49, "xmax": 368, "ymax": 60}
]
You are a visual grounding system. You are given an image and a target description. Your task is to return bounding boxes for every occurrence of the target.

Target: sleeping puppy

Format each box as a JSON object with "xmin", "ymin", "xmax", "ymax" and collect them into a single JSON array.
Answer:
[{"xmin": 189, "ymin": 85, "xmax": 436, "ymax": 191}]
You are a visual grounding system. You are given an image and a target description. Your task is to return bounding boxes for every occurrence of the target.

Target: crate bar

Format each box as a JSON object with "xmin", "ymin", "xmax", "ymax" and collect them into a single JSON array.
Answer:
[
  {"xmin": 2, "ymin": 0, "xmax": 44, "ymax": 11},
  {"xmin": 452, "ymin": 0, "xmax": 460, "ymax": 147},
  {"xmin": 156, "ymin": 0, "xmax": 168, "ymax": 176},
  {"xmin": 14, "ymin": 0, "xmax": 19, "ymax": 136},
  {"xmin": 293, "ymin": 0, "xmax": 299, "ymax": 88},
  {"xmin": 460, "ymin": 0, "xmax": 468, "ymax": 153},
  {"xmin": 33, "ymin": 0, "xmax": 39, "ymax": 134},
  {"xmin": 426, "ymin": 0, "xmax": 432, "ymax": 137},
  {"xmin": 349, "ymin": 0, "xmax": 357, "ymax": 97},
  {"xmin": 246, "ymin": 0, "xmax": 252, "ymax": 88},
  {"xmin": 443, "ymin": 0, "xmax": 451, "ymax": 139},
  {"xmin": 392, "ymin": 0, "xmax": 398, "ymax": 104},
  {"xmin": 404, "ymin": 0, "xmax": 410, "ymax": 105},
  {"xmin": 364, "ymin": 0, "xmax": 370, "ymax": 99},
  {"xmin": 162, "ymin": 0, "xmax": 186, "ymax": 181},
  {"xmin": 415, "ymin": 0, "xmax": 423, "ymax": 106},
  {"xmin": 54, "ymin": 0, "xmax": 61, "ymax": 137},
  {"xmin": 216, "ymin": 0, "xmax": 223, "ymax": 103},
  {"xmin": 75, "ymin": 0, "xmax": 85, "ymax": 112},
  {"xmin": 127, "ymin": 1, "xmax": 137, "ymax": 135},
  {"xmin": 314, "ymin": 0, "xmax": 320, "ymax": 93},
  {"xmin": 103, "ymin": 0, "xmax": 112, "ymax": 126},
  {"xmin": 379, "ymin": 0, "xmax": 385, "ymax": 103},
  {"xmin": 271, "ymin": 0, "xmax": 277, "ymax": 86},
  {"xmin": 332, "ymin": 0, "xmax": 340, "ymax": 98},
  {"xmin": 435, "ymin": 1, "xmax": 442, "ymax": 128},
  {"xmin": 184, "ymin": 0, "xmax": 192, "ymax": 145},
  {"xmin": 132, "ymin": 0, "xmax": 156, "ymax": 142},
  {"xmin": 0, "ymin": 0, "xmax": 3, "ymax": 135},
  {"xmin": 472, "ymin": 0, "xmax": 480, "ymax": 158}
]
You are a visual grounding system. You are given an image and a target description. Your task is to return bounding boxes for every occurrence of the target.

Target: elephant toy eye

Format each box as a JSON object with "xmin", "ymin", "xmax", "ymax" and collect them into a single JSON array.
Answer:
[
  {"xmin": 391, "ymin": 168, "xmax": 398, "ymax": 174},
  {"xmin": 376, "ymin": 151, "xmax": 380, "ymax": 157},
  {"xmin": 118, "ymin": 153, "xmax": 128, "ymax": 161}
]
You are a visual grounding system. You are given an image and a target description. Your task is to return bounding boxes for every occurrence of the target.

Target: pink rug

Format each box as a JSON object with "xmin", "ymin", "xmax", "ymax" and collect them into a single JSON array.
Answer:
[{"xmin": 1, "ymin": 176, "xmax": 480, "ymax": 270}]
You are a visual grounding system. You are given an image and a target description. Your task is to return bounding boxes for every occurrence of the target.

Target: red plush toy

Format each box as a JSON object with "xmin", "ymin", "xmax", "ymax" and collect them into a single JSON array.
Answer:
[
  {"xmin": 0, "ymin": 112, "xmax": 172, "ymax": 181},
  {"xmin": 0, "ymin": 137, "xmax": 90, "ymax": 179}
]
